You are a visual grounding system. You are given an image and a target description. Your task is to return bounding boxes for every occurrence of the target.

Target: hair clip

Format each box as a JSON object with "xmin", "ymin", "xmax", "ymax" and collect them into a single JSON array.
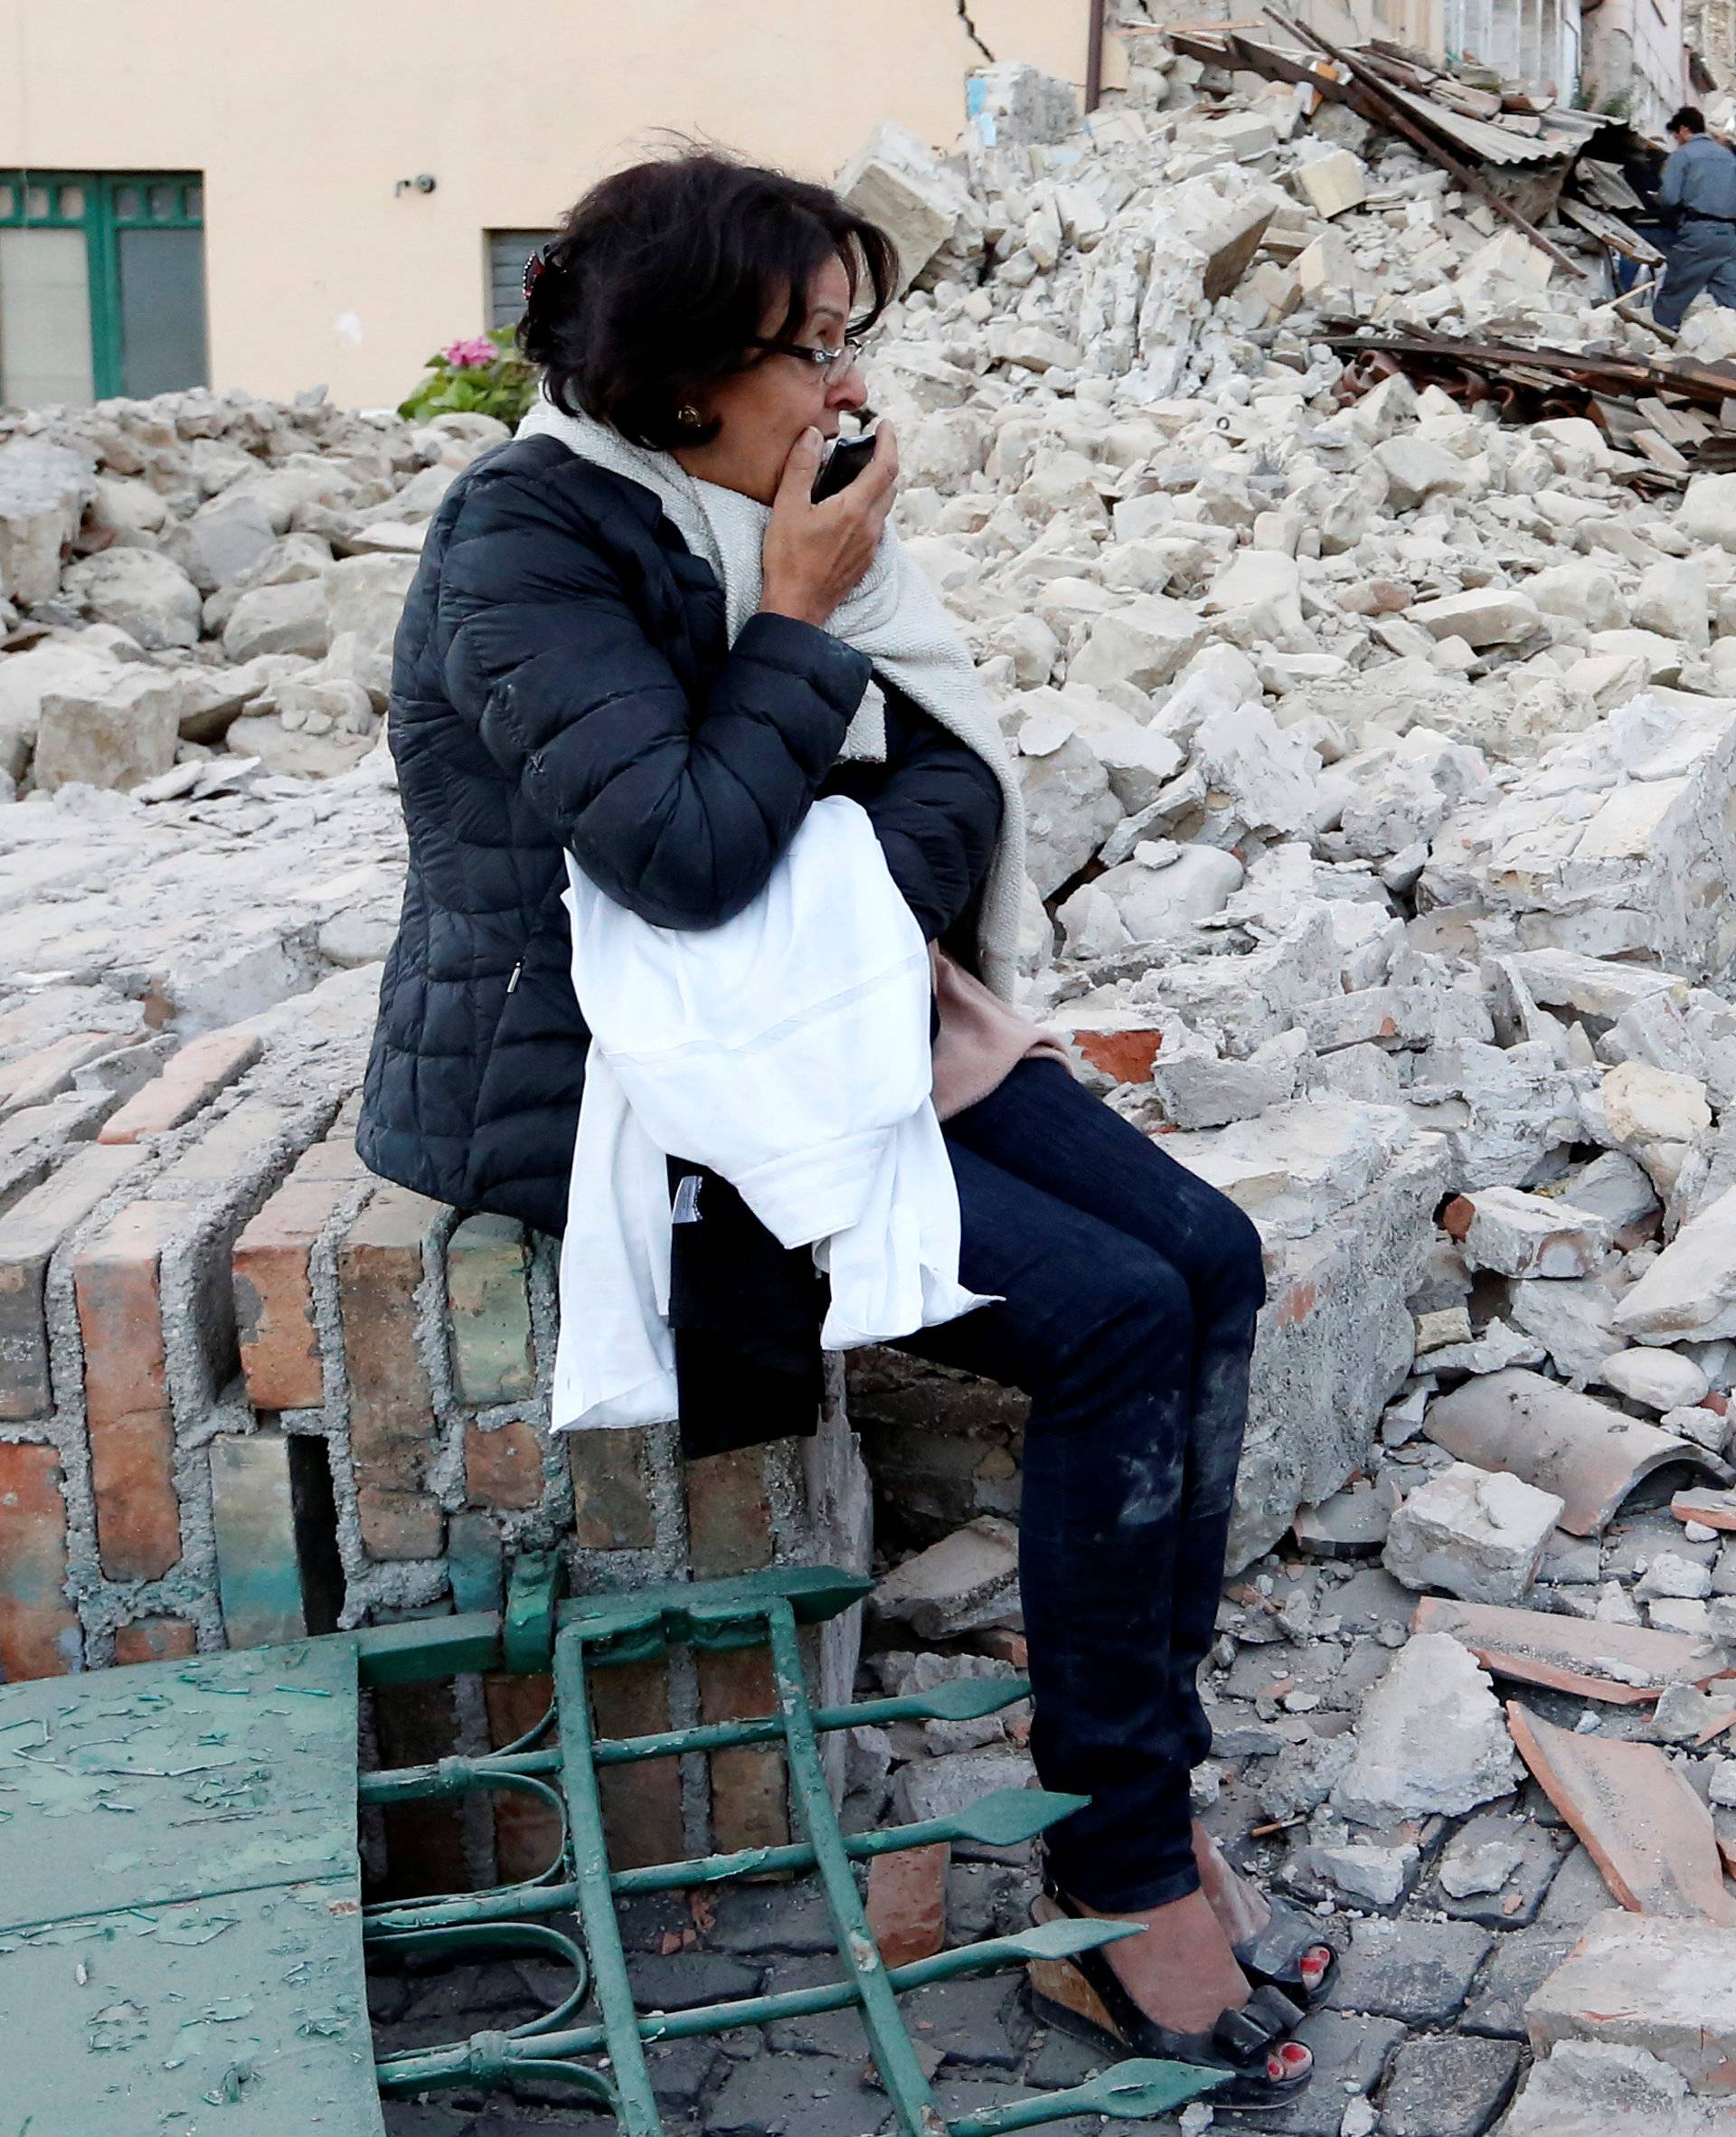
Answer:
[{"xmin": 523, "ymin": 243, "xmax": 556, "ymax": 301}]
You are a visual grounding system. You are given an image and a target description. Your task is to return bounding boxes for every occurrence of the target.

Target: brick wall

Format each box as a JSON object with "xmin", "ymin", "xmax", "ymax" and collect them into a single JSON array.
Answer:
[{"xmin": 0, "ymin": 972, "xmax": 871, "ymax": 1881}]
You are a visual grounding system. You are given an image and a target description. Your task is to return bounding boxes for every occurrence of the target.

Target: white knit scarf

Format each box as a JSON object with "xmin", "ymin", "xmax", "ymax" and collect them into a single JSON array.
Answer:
[{"xmin": 517, "ymin": 390, "xmax": 1026, "ymax": 1000}]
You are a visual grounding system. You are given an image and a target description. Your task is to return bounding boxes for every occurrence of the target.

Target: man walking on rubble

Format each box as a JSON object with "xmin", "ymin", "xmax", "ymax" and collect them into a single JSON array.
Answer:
[{"xmin": 1654, "ymin": 106, "xmax": 1736, "ymax": 330}]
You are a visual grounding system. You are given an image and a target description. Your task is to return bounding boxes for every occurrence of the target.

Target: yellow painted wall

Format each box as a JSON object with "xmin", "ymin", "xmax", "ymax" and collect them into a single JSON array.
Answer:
[{"xmin": 0, "ymin": 0, "xmax": 1089, "ymax": 407}]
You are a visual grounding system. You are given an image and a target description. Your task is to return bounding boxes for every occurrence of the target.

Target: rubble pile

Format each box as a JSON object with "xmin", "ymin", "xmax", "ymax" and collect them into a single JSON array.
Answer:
[
  {"xmin": 5, "ymin": 40, "xmax": 1736, "ymax": 2130},
  {"xmin": 831, "ymin": 53, "xmax": 1736, "ymax": 2133}
]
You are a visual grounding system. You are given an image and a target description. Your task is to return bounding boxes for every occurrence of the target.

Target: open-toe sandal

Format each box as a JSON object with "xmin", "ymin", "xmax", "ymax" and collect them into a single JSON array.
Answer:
[
  {"xmin": 1231, "ymin": 1893, "xmax": 1339, "ymax": 2006},
  {"xmin": 1025, "ymin": 1891, "xmax": 1314, "ymax": 2113}
]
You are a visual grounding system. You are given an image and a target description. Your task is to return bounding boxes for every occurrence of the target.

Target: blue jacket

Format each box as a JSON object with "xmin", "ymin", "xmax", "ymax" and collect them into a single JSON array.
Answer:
[
  {"xmin": 1659, "ymin": 133, "xmax": 1736, "ymax": 222},
  {"xmin": 358, "ymin": 435, "xmax": 1002, "ymax": 1239}
]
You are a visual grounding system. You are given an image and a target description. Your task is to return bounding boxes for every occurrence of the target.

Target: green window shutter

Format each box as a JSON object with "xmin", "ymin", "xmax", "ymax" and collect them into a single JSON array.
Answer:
[
  {"xmin": 487, "ymin": 229, "xmax": 552, "ymax": 332},
  {"xmin": 0, "ymin": 171, "xmax": 205, "ymax": 408}
]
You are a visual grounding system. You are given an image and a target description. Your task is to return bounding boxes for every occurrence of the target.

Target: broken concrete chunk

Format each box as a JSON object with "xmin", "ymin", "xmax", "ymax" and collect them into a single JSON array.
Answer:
[
  {"xmin": 1526, "ymin": 1911, "xmax": 1736, "ymax": 2084},
  {"xmin": 1443, "ymin": 1185, "xmax": 1608, "ymax": 1281},
  {"xmin": 871, "ymin": 1517, "xmax": 1020, "ymax": 1641},
  {"xmin": 1599, "ymin": 1348, "xmax": 1712, "ymax": 1414},
  {"xmin": 836, "ymin": 123, "xmax": 970, "ymax": 291},
  {"xmin": 1409, "ymin": 587, "xmax": 1542, "ymax": 648},
  {"xmin": 1331, "ymin": 1631, "xmax": 1520, "ymax": 1825},
  {"xmin": 1613, "ymin": 1185, "xmax": 1736, "ymax": 1344},
  {"xmin": 1383, "ymin": 1461, "xmax": 1563, "ymax": 1604}
]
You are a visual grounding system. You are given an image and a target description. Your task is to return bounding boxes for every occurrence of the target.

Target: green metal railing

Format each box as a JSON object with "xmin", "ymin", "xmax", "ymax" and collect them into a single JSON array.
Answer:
[{"xmin": 356, "ymin": 1562, "xmax": 1227, "ymax": 2135}]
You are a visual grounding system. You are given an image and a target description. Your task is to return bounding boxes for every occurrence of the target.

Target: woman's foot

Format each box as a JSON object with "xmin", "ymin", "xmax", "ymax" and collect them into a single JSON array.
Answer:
[
  {"xmin": 1061, "ymin": 1884, "xmax": 1312, "ymax": 2087},
  {"xmin": 1069, "ymin": 1885, "xmax": 1252, "ymax": 2037},
  {"xmin": 1032, "ymin": 1880, "xmax": 1314, "ymax": 2098},
  {"xmin": 1193, "ymin": 1820, "xmax": 1335, "ymax": 2002}
]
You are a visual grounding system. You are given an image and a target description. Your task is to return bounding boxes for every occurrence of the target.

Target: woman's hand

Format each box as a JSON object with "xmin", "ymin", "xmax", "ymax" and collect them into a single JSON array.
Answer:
[{"xmin": 760, "ymin": 423, "xmax": 900, "ymax": 628}]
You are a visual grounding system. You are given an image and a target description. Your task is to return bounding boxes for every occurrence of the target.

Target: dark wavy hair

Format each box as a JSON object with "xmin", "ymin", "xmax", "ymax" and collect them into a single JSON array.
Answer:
[{"xmin": 518, "ymin": 146, "xmax": 899, "ymax": 450}]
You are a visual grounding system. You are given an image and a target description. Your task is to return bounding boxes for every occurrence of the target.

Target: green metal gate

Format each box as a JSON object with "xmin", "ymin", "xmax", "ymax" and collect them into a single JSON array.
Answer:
[{"xmin": 0, "ymin": 1559, "xmax": 1227, "ymax": 2135}]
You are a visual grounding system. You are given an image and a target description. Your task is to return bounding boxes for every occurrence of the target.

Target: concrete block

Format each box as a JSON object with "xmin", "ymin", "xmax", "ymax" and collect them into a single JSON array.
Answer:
[
  {"xmin": 1295, "ymin": 147, "xmax": 1367, "ymax": 218},
  {"xmin": 1525, "ymin": 1912, "xmax": 1736, "ymax": 2091},
  {"xmin": 1383, "ymin": 1461, "xmax": 1564, "ymax": 1604},
  {"xmin": 1614, "ymin": 1182, "xmax": 1736, "ymax": 1342},
  {"xmin": 1443, "ymin": 1185, "xmax": 1608, "ymax": 1279},
  {"xmin": 1333, "ymin": 1632, "xmax": 1521, "ymax": 1825},
  {"xmin": 871, "ymin": 1516, "xmax": 1020, "ymax": 1641}
]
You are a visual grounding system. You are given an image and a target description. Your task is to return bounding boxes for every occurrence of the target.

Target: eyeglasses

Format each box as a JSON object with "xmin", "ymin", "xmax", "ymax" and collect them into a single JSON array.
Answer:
[{"xmin": 746, "ymin": 336, "xmax": 865, "ymax": 381}]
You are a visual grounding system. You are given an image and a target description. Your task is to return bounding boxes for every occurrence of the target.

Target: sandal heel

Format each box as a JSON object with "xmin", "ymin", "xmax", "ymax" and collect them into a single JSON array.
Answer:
[{"xmin": 1027, "ymin": 1954, "xmax": 1123, "ymax": 2041}]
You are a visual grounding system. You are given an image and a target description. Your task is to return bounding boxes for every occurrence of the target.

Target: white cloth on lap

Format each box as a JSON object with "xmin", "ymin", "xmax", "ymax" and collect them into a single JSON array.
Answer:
[{"xmin": 551, "ymin": 796, "xmax": 996, "ymax": 1433}]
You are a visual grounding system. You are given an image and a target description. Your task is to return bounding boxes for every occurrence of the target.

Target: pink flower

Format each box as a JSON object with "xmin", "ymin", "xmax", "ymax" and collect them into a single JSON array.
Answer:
[{"xmin": 442, "ymin": 336, "xmax": 497, "ymax": 369}]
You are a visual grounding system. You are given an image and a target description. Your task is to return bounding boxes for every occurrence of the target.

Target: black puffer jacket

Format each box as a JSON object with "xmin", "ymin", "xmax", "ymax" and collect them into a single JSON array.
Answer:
[{"xmin": 358, "ymin": 434, "xmax": 1003, "ymax": 1238}]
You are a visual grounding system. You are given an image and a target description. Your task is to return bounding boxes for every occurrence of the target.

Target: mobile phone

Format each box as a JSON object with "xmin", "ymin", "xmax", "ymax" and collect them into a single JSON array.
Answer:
[{"xmin": 811, "ymin": 433, "xmax": 878, "ymax": 504}]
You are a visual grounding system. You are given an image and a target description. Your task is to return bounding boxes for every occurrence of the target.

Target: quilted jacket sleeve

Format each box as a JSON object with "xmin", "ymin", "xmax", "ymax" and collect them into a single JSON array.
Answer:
[{"xmin": 435, "ymin": 461, "xmax": 873, "ymax": 931}]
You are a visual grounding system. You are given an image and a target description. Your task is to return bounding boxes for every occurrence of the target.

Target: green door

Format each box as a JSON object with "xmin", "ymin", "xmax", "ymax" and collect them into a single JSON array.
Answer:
[{"xmin": 0, "ymin": 170, "xmax": 208, "ymax": 407}]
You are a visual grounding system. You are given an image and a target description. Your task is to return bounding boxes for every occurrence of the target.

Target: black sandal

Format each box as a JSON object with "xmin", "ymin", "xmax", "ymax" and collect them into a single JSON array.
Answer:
[
  {"xmin": 1232, "ymin": 1894, "xmax": 1338, "ymax": 2007},
  {"xmin": 1025, "ymin": 1890, "xmax": 1314, "ymax": 2113}
]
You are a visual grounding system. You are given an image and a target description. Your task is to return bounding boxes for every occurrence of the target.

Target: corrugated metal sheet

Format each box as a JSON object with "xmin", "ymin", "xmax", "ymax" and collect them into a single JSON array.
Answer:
[{"xmin": 1385, "ymin": 81, "xmax": 1579, "ymax": 161}]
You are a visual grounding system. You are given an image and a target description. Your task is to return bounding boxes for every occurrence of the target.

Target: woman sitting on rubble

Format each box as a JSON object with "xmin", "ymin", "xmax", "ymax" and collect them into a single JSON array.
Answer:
[{"xmin": 358, "ymin": 145, "xmax": 1324, "ymax": 2107}]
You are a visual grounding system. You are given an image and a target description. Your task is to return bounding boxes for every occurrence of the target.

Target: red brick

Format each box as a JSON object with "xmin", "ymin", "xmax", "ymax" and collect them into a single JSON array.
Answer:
[
  {"xmin": 98, "ymin": 1028, "xmax": 262, "ymax": 1145},
  {"xmin": 1440, "ymin": 1196, "xmax": 1475, "ymax": 1242},
  {"xmin": 0, "ymin": 1143, "xmax": 145, "ymax": 1422},
  {"xmin": 0, "ymin": 1442, "xmax": 80, "ymax": 1678},
  {"xmin": 0, "ymin": 1031, "xmax": 121, "ymax": 1119},
  {"xmin": 484, "ymin": 1672, "xmax": 566, "ymax": 1882},
  {"xmin": 590, "ymin": 1657, "xmax": 685, "ymax": 1869},
  {"xmin": 698, "ymin": 1644, "xmax": 788, "ymax": 1853},
  {"xmin": 113, "ymin": 1616, "xmax": 198, "ymax": 1665},
  {"xmin": 338, "ymin": 1184, "xmax": 445, "ymax": 1560},
  {"xmin": 464, "ymin": 1417, "xmax": 544, "ymax": 1509},
  {"xmin": 74, "ymin": 1199, "xmax": 184, "ymax": 1581},
  {"xmin": 446, "ymin": 1212, "xmax": 534, "ymax": 1404},
  {"xmin": 0, "ymin": 985, "xmax": 104, "ymax": 1053},
  {"xmin": 568, "ymin": 1427, "xmax": 658, "ymax": 1549},
  {"xmin": 232, "ymin": 1132, "xmax": 367, "ymax": 1412},
  {"xmin": 685, "ymin": 1444, "xmax": 776, "ymax": 1577},
  {"xmin": 1069, "ymin": 1026, "xmax": 1165, "ymax": 1084},
  {"xmin": 152, "ymin": 1095, "xmax": 298, "ymax": 1197},
  {"xmin": 865, "ymin": 1841, "xmax": 949, "ymax": 1967}
]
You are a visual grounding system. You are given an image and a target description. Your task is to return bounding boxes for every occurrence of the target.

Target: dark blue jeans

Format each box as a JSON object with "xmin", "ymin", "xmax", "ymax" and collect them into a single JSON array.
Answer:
[{"xmin": 890, "ymin": 1058, "xmax": 1265, "ymax": 1911}]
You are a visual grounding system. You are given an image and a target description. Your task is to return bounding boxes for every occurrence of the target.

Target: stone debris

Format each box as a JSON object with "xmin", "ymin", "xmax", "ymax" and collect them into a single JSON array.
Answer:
[
  {"xmin": 1331, "ymin": 1632, "xmax": 1521, "ymax": 1824},
  {"xmin": 1383, "ymin": 1461, "xmax": 1563, "ymax": 1604},
  {"xmin": 1525, "ymin": 1911, "xmax": 1736, "ymax": 2090}
]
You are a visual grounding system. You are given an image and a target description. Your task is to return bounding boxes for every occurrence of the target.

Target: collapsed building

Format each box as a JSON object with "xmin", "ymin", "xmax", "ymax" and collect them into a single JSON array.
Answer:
[{"xmin": 4, "ymin": 39, "xmax": 1736, "ymax": 2135}]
